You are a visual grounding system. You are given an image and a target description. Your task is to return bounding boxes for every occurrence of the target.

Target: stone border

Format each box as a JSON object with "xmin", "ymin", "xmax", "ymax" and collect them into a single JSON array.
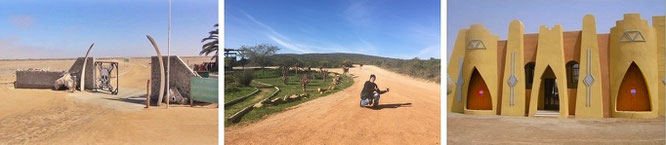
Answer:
[{"xmin": 227, "ymin": 81, "xmax": 280, "ymax": 123}]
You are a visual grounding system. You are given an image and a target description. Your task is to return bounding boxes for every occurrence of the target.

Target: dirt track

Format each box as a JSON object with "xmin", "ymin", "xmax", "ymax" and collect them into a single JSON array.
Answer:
[
  {"xmin": 0, "ymin": 57, "xmax": 218, "ymax": 144},
  {"xmin": 225, "ymin": 65, "xmax": 441, "ymax": 144}
]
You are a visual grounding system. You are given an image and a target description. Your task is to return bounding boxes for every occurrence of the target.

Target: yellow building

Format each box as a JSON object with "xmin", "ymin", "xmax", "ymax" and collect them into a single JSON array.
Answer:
[{"xmin": 448, "ymin": 13, "xmax": 665, "ymax": 118}]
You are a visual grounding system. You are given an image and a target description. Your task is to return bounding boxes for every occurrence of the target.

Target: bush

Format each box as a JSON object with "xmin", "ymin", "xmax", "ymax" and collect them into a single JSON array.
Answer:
[
  {"xmin": 225, "ymin": 82, "xmax": 241, "ymax": 93},
  {"xmin": 240, "ymin": 70, "xmax": 254, "ymax": 86}
]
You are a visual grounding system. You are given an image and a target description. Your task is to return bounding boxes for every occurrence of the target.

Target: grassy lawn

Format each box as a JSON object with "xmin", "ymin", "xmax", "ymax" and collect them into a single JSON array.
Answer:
[
  {"xmin": 225, "ymin": 69, "xmax": 354, "ymax": 127},
  {"xmin": 224, "ymin": 87, "xmax": 276, "ymax": 125},
  {"xmin": 224, "ymin": 86, "xmax": 256, "ymax": 103}
]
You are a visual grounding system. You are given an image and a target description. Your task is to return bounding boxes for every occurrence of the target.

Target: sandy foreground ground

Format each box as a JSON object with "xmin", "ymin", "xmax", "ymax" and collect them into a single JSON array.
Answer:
[
  {"xmin": 0, "ymin": 57, "xmax": 218, "ymax": 145},
  {"xmin": 448, "ymin": 113, "xmax": 665, "ymax": 145},
  {"xmin": 225, "ymin": 65, "xmax": 442, "ymax": 144}
]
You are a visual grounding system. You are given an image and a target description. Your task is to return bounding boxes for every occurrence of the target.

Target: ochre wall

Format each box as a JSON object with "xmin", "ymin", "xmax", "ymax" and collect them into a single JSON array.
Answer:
[
  {"xmin": 575, "ymin": 15, "xmax": 605, "ymax": 118},
  {"xmin": 461, "ymin": 24, "xmax": 500, "ymax": 115},
  {"xmin": 597, "ymin": 34, "xmax": 611, "ymax": 117},
  {"xmin": 653, "ymin": 16, "xmax": 665, "ymax": 117},
  {"xmin": 448, "ymin": 13, "xmax": 664, "ymax": 118},
  {"xmin": 500, "ymin": 20, "xmax": 528, "ymax": 116},
  {"xmin": 447, "ymin": 29, "xmax": 468, "ymax": 113},
  {"xmin": 496, "ymin": 40, "xmax": 507, "ymax": 115},
  {"xmin": 609, "ymin": 13, "xmax": 659, "ymax": 118},
  {"xmin": 527, "ymin": 25, "xmax": 570, "ymax": 118}
]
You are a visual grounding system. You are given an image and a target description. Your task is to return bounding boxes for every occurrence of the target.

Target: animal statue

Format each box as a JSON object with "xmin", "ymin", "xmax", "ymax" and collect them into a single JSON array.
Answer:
[
  {"xmin": 281, "ymin": 67, "xmax": 288, "ymax": 85},
  {"xmin": 300, "ymin": 74, "xmax": 309, "ymax": 92},
  {"xmin": 332, "ymin": 75, "xmax": 342, "ymax": 85},
  {"xmin": 342, "ymin": 65, "xmax": 349, "ymax": 75},
  {"xmin": 54, "ymin": 72, "xmax": 76, "ymax": 92},
  {"xmin": 321, "ymin": 69, "xmax": 329, "ymax": 81}
]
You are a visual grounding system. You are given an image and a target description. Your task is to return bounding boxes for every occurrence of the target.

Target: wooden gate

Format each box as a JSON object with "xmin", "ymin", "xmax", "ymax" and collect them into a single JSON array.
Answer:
[
  {"xmin": 467, "ymin": 68, "xmax": 492, "ymax": 110},
  {"xmin": 617, "ymin": 63, "xmax": 650, "ymax": 111}
]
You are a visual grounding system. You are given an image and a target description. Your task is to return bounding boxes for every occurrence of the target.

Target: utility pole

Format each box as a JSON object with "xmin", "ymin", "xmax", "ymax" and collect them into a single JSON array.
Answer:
[{"xmin": 166, "ymin": 0, "xmax": 172, "ymax": 108}]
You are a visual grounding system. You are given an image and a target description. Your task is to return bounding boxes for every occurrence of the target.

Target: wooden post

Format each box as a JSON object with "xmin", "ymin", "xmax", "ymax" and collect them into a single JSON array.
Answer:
[{"xmin": 145, "ymin": 79, "xmax": 151, "ymax": 108}]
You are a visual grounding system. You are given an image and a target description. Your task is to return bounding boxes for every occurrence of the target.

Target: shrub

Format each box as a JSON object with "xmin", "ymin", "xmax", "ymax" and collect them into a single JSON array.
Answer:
[{"xmin": 240, "ymin": 70, "xmax": 254, "ymax": 86}]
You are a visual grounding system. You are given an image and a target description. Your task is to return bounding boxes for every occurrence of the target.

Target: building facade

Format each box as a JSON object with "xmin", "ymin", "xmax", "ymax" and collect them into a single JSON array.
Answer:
[{"xmin": 448, "ymin": 14, "xmax": 666, "ymax": 118}]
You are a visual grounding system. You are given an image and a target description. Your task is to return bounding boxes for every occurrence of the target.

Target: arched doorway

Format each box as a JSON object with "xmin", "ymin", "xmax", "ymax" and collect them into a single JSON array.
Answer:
[
  {"xmin": 617, "ymin": 62, "xmax": 651, "ymax": 111},
  {"xmin": 467, "ymin": 68, "xmax": 492, "ymax": 110},
  {"xmin": 539, "ymin": 66, "xmax": 560, "ymax": 111}
]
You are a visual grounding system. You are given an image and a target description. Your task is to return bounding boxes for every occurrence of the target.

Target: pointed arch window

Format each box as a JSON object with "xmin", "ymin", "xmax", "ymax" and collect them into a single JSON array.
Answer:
[
  {"xmin": 524, "ymin": 62, "xmax": 536, "ymax": 89},
  {"xmin": 566, "ymin": 61, "xmax": 580, "ymax": 88}
]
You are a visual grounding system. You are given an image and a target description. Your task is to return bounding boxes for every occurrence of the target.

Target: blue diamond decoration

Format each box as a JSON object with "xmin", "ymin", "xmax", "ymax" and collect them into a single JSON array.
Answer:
[
  {"xmin": 507, "ymin": 75, "xmax": 518, "ymax": 87},
  {"xmin": 583, "ymin": 74, "xmax": 595, "ymax": 87}
]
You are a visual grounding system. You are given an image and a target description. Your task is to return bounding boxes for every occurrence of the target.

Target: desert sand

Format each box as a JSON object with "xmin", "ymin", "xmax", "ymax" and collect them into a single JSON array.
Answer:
[
  {"xmin": 0, "ymin": 57, "xmax": 218, "ymax": 145},
  {"xmin": 225, "ymin": 65, "xmax": 441, "ymax": 144}
]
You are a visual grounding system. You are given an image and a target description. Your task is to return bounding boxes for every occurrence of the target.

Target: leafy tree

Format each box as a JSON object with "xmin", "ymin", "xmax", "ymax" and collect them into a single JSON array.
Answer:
[
  {"xmin": 239, "ymin": 43, "xmax": 280, "ymax": 69},
  {"xmin": 341, "ymin": 59, "xmax": 353, "ymax": 67}
]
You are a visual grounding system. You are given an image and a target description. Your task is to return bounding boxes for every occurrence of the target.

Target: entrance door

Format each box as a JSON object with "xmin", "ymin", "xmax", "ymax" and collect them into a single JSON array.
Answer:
[
  {"xmin": 467, "ymin": 68, "xmax": 492, "ymax": 110},
  {"xmin": 543, "ymin": 79, "xmax": 559, "ymax": 110},
  {"xmin": 617, "ymin": 62, "xmax": 650, "ymax": 111}
]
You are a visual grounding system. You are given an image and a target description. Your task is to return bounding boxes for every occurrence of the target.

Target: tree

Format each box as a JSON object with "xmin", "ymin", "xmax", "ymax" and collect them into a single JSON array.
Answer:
[
  {"xmin": 239, "ymin": 44, "xmax": 280, "ymax": 69},
  {"xmin": 200, "ymin": 24, "xmax": 219, "ymax": 64},
  {"xmin": 236, "ymin": 47, "xmax": 249, "ymax": 69},
  {"xmin": 341, "ymin": 59, "xmax": 353, "ymax": 67},
  {"xmin": 319, "ymin": 60, "xmax": 329, "ymax": 68}
]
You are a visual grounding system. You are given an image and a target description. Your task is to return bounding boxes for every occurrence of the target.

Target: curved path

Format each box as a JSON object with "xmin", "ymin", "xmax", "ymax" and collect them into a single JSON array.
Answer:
[{"xmin": 225, "ymin": 65, "xmax": 441, "ymax": 144}]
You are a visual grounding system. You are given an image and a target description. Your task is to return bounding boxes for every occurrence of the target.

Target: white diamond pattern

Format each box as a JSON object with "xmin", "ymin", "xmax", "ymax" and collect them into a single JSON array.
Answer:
[
  {"xmin": 508, "ymin": 75, "xmax": 517, "ymax": 87},
  {"xmin": 584, "ymin": 74, "xmax": 594, "ymax": 87}
]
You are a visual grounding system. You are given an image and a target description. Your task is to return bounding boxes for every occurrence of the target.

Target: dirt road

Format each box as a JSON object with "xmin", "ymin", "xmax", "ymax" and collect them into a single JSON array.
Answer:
[
  {"xmin": 225, "ymin": 65, "xmax": 441, "ymax": 144},
  {"xmin": 0, "ymin": 57, "xmax": 218, "ymax": 144}
]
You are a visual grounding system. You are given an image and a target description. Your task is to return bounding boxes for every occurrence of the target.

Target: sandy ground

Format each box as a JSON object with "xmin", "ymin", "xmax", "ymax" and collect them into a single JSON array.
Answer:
[
  {"xmin": 0, "ymin": 57, "xmax": 218, "ymax": 145},
  {"xmin": 447, "ymin": 113, "xmax": 665, "ymax": 145},
  {"xmin": 225, "ymin": 65, "xmax": 441, "ymax": 144}
]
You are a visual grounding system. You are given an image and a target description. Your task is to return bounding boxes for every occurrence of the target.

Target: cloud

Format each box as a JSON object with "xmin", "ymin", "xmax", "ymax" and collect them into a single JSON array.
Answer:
[
  {"xmin": 267, "ymin": 34, "xmax": 311, "ymax": 53},
  {"xmin": 241, "ymin": 10, "xmax": 288, "ymax": 40},
  {"xmin": 344, "ymin": 0, "xmax": 374, "ymax": 26},
  {"xmin": 0, "ymin": 37, "xmax": 66, "ymax": 59},
  {"xmin": 9, "ymin": 15, "xmax": 35, "ymax": 30},
  {"xmin": 240, "ymin": 9, "xmax": 379, "ymax": 55},
  {"xmin": 415, "ymin": 44, "xmax": 440, "ymax": 59}
]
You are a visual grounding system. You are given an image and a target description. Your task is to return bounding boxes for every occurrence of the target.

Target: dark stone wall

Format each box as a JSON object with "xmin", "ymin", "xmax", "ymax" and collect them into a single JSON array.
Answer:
[
  {"xmin": 15, "ymin": 71, "xmax": 63, "ymax": 89},
  {"xmin": 150, "ymin": 56, "xmax": 200, "ymax": 103},
  {"xmin": 67, "ymin": 57, "xmax": 95, "ymax": 90}
]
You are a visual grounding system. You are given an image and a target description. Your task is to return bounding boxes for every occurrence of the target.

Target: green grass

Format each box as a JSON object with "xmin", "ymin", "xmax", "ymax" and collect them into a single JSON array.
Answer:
[
  {"xmin": 224, "ymin": 87, "xmax": 276, "ymax": 125},
  {"xmin": 224, "ymin": 86, "xmax": 256, "ymax": 103},
  {"xmin": 224, "ymin": 71, "xmax": 354, "ymax": 127}
]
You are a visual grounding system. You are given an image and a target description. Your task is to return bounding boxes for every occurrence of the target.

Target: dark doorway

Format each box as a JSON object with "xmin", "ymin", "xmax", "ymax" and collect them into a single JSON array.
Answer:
[{"xmin": 543, "ymin": 79, "xmax": 560, "ymax": 110}]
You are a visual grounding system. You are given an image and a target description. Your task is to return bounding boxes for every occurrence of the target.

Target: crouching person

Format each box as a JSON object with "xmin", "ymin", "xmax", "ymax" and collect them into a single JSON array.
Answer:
[{"xmin": 360, "ymin": 74, "xmax": 389, "ymax": 109}]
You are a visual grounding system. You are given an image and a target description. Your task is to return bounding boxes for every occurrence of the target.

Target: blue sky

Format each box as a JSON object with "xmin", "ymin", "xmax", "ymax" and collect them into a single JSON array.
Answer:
[
  {"xmin": 225, "ymin": 0, "xmax": 441, "ymax": 59},
  {"xmin": 447, "ymin": 0, "xmax": 665, "ymax": 60},
  {"xmin": 0, "ymin": 0, "xmax": 217, "ymax": 59}
]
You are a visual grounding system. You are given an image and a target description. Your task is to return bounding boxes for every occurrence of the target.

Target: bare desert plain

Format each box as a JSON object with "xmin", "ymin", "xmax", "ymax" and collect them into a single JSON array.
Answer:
[{"xmin": 0, "ymin": 57, "xmax": 218, "ymax": 145}]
